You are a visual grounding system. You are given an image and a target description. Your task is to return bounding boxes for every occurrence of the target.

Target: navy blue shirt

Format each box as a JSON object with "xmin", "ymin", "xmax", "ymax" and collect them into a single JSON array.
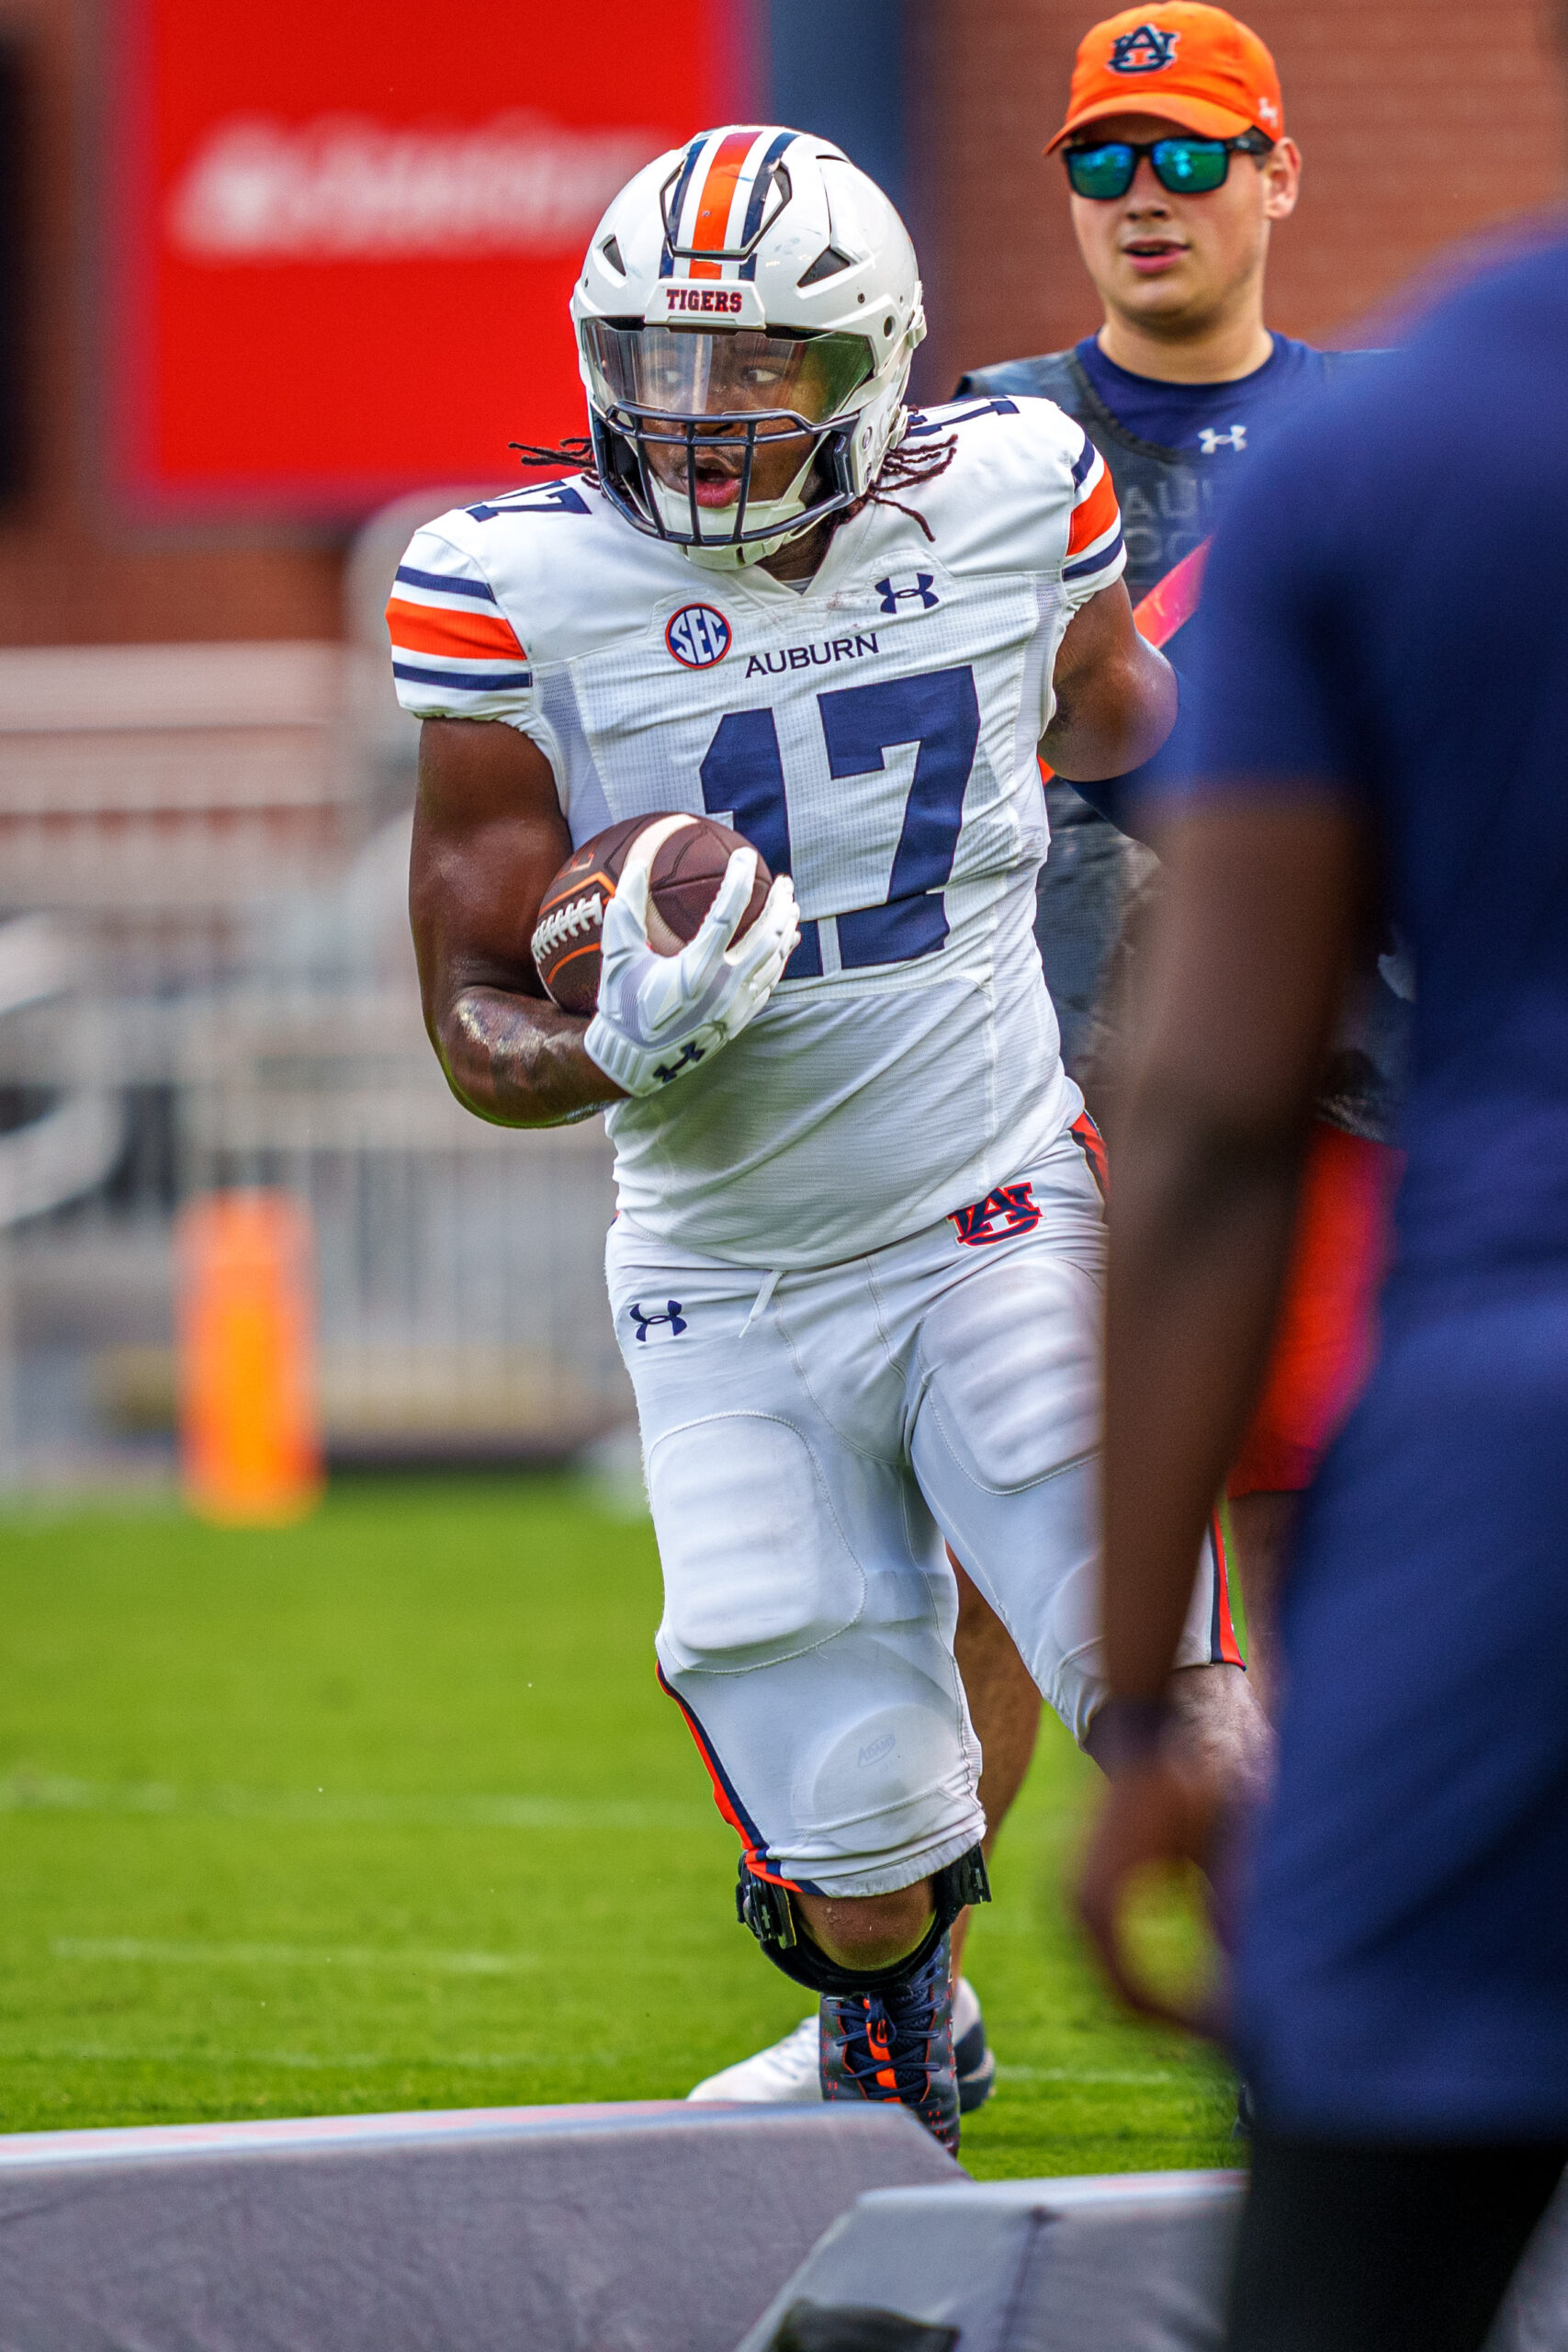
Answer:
[
  {"xmin": 1188, "ymin": 233, "xmax": 1568, "ymax": 2138},
  {"xmin": 1073, "ymin": 330, "xmax": 1330, "ymax": 463}
]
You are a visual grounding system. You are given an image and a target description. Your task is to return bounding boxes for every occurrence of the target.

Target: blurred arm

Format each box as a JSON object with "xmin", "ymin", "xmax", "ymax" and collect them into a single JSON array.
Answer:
[
  {"xmin": 1076, "ymin": 794, "xmax": 1365, "ymax": 2024},
  {"xmin": 1042, "ymin": 580, "xmax": 1179, "ymax": 785},
  {"xmin": 409, "ymin": 717, "xmax": 626, "ymax": 1128},
  {"xmin": 1102, "ymin": 795, "xmax": 1367, "ymax": 1699},
  {"xmin": 1060, "ymin": 670, "xmax": 1200, "ymax": 848}
]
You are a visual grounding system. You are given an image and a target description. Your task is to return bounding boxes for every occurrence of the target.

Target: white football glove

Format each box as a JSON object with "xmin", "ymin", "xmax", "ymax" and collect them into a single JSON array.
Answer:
[{"xmin": 583, "ymin": 842, "xmax": 801, "ymax": 1100}]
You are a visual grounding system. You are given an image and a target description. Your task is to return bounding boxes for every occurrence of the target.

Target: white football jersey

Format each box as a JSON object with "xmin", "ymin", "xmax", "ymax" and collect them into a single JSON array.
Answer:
[{"xmin": 390, "ymin": 393, "xmax": 1125, "ymax": 1266}]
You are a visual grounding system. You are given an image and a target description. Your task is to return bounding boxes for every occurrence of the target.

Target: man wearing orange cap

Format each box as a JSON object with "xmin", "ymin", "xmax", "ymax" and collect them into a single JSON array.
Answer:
[{"xmin": 953, "ymin": 0, "xmax": 1405, "ymax": 1793}]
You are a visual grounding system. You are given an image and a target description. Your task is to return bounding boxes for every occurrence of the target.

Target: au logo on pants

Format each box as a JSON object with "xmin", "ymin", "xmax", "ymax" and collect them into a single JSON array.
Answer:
[{"xmin": 948, "ymin": 1183, "xmax": 1042, "ymax": 1247}]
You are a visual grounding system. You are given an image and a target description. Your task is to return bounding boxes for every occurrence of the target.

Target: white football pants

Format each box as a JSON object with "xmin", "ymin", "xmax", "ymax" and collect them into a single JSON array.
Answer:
[{"xmin": 607, "ymin": 1121, "xmax": 1235, "ymax": 1896}]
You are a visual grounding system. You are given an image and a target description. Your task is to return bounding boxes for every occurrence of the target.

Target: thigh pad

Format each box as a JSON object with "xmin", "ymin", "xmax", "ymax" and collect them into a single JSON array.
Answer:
[
  {"xmin": 648, "ymin": 1410, "xmax": 867, "ymax": 1675},
  {"xmin": 918, "ymin": 1252, "xmax": 1100, "ymax": 1494}
]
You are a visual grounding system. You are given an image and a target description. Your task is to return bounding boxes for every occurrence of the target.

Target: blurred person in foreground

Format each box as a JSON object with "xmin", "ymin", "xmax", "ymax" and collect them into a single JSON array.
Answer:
[{"xmin": 1078, "ymin": 217, "xmax": 1568, "ymax": 2346}]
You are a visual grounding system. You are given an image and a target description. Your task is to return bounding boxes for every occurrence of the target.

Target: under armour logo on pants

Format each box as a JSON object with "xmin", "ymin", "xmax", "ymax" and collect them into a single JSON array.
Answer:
[{"xmin": 630, "ymin": 1301, "xmax": 687, "ymax": 1343}]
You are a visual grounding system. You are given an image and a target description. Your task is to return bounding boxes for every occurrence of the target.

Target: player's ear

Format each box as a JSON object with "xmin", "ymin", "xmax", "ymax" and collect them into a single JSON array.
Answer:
[{"xmin": 1260, "ymin": 139, "xmax": 1302, "ymax": 224}]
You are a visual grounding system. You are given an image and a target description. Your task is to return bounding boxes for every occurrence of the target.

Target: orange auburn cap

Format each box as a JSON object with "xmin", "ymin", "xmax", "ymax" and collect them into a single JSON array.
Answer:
[{"xmin": 1046, "ymin": 4, "xmax": 1284, "ymax": 154}]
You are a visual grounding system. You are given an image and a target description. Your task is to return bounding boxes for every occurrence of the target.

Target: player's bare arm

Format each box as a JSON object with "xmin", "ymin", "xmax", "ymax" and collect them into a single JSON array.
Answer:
[
  {"xmin": 1041, "ymin": 576, "xmax": 1177, "ymax": 781},
  {"xmin": 411, "ymin": 715, "xmax": 626, "ymax": 1128}
]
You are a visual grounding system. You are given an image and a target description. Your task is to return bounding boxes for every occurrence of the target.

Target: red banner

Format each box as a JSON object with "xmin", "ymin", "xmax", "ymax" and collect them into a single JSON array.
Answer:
[{"xmin": 110, "ymin": 1, "xmax": 749, "ymax": 514}]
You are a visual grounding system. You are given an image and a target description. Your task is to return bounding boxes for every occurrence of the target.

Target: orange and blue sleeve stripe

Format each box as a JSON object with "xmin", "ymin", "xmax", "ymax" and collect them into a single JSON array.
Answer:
[
  {"xmin": 386, "ymin": 548, "xmax": 531, "ymax": 711},
  {"xmin": 1063, "ymin": 441, "xmax": 1124, "ymax": 588}
]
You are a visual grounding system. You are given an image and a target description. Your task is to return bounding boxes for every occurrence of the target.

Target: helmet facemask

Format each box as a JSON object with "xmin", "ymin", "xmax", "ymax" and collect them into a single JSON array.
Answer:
[{"xmin": 581, "ymin": 319, "xmax": 879, "ymax": 567}]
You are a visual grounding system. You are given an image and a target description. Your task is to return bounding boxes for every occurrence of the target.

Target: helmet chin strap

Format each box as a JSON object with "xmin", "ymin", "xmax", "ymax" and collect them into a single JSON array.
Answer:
[
  {"xmin": 682, "ymin": 516, "xmax": 814, "ymax": 571},
  {"xmin": 653, "ymin": 443, "xmax": 824, "ymax": 571}
]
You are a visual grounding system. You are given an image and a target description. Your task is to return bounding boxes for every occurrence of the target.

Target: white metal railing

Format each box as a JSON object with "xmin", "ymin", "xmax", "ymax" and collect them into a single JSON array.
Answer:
[{"xmin": 0, "ymin": 614, "xmax": 627, "ymax": 1483}]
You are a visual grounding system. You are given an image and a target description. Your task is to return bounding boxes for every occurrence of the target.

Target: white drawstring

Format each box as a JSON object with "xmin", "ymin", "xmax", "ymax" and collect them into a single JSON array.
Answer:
[{"xmin": 739, "ymin": 1267, "xmax": 782, "ymax": 1338}]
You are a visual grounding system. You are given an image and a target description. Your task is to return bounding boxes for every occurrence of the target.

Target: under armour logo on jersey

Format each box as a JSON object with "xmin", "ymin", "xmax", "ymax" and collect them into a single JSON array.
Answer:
[
  {"xmin": 874, "ymin": 573, "xmax": 940, "ymax": 614},
  {"xmin": 630, "ymin": 1300, "xmax": 687, "ymax": 1343},
  {"xmin": 653, "ymin": 1040, "xmax": 705, "ymax": 1084},
  {"xmin": 1109, "ymin": 21, "xmax": 1181, "ymax": 71},
  {"xmin": 1198, "ymin": 424, "xmax": 1247, "ymax": 454},
  {"xmin": 948, "ymin": 1182, "xmax": 1042, "ymax": 1248}
]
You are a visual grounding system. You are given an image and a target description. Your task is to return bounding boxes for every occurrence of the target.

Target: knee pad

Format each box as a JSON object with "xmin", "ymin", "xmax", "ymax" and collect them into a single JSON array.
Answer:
[{"xmin": 736, "ymin": 1845, "xmax": 990, "ymax": 2001}]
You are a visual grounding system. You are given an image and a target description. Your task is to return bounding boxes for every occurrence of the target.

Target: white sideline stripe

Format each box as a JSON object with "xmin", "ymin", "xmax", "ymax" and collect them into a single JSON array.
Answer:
[
  {"xmin": 996, "ymin": 2064, "xmax": 1185, "ymax": 2086},
  {"xmin": 15, "ymin": 2043, "xmax": 1189, "ymax": 2087},
  {"xmin": 0, "ymin": 1773, "xmax": 710, "ymax": 1834},
  {"xmin": 5, "ymin": 2042, "xmax": 614, "ymax": 2072},
  {"xmin": 51, "ymin": 1938, "xmax": 539, "ymax": 1976}
]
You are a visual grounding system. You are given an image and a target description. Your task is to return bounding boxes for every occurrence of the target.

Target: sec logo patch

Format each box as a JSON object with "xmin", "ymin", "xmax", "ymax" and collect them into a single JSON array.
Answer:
[{"xmin": 666, "ymin": 604, "xmax": 732, "ymax": 669}]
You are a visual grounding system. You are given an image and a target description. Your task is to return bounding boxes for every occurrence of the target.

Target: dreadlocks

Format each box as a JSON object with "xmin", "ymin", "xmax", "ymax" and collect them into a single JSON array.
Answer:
[
  {"xmin": 510, "ymin": 437, "xmax": 601, "ymax": 487},
  {"xmin": 851, "ymin": 423, "xmax": 960, "ymax": 542}
]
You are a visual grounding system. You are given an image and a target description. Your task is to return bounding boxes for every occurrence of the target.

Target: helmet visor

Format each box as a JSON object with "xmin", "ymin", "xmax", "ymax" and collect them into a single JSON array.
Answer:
[{"xmin": 581, "ymin": 322, "xmax": 875, "ymax": 430}]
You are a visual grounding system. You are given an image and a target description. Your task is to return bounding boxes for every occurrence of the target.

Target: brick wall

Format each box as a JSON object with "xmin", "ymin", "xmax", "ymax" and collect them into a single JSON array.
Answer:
[
  {"xmin": 0, "ymin": 1, "xmax": 1562, "ymax": 645},
  {"xmin": 915, "ymin": 0, "xmax": 1568, "ymax": 391},
  {"xmin": 0, "ymin": 0, "xmax": 342, "ymax": 648}
]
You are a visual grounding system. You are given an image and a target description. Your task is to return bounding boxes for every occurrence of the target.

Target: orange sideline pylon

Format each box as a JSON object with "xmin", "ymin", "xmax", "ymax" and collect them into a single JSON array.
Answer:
[{"xmin": 175, "ymin": 1191, "xmax": 323, "ymax": 1523}]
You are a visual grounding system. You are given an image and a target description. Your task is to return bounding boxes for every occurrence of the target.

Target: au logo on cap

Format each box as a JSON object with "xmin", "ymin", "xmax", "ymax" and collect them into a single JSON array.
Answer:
[{"xmin": 1109, "ymin": 22, "xmax": 1181, "ymax": 71}]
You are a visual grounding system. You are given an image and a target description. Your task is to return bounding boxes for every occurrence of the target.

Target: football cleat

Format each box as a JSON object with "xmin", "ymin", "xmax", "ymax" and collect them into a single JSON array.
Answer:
[
  {"xmin": 686, "ymin": 2011, "xmax": 819, "ymax": 2104},
  {"xmin": 953, "ymin": 1974, "xmax": 996, "ymax": 2116},
  {"xmin": 819, "ymin": 1930, "xmax": 959, "ymax": 2154},
  {"xmin": 684, "ymin": 1978, "xmax": 994, "ymax": 2116}
]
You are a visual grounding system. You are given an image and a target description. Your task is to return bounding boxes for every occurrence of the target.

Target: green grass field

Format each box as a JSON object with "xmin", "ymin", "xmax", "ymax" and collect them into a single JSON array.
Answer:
[{"xmin": 0, "ymin": 1477, "xmax": 1237, "ymax": 2178}]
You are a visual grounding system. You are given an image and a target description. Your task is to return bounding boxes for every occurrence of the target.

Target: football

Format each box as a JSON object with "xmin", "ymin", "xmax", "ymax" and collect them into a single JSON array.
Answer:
[{"xmin": 530, "ymin": 813, "xmax": 773, "ymax": 1016}]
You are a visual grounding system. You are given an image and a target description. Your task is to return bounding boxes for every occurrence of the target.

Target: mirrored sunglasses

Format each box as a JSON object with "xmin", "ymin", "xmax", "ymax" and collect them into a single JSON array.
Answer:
[{"xmin": 1065, "ymin": 129, "xmax": 1274, "ymax": 201}]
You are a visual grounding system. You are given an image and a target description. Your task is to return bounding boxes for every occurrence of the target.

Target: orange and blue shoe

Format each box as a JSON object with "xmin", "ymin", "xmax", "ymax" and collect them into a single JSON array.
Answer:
[{"xmin": 818, "ymin": 1930, "xmax": 960, "ymax": 2154}]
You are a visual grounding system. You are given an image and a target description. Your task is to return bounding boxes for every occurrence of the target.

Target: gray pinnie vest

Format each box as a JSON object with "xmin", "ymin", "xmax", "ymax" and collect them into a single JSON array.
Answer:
[
  {"xmin": 958, "ymin": 348, "xmax": 1224, "ymax": 607},
  {"xmin": 953, "ymin": 348, "xmax": 1405, "ymax": 1144}
]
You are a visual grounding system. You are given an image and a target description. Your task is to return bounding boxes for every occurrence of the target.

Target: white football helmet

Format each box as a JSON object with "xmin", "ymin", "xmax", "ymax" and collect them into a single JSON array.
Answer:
[{"xmin": 570, "ymin": 127, "xmax": 926, "ymax": 568}]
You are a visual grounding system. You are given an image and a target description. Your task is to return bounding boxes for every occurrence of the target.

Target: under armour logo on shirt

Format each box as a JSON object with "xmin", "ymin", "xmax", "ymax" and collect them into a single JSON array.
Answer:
[
  {"xmin": 875, "ymin": 573, "xmax": 940, "ymax": 614},
  {"xmin": 630, "ymin": 1301, "xmax": 687, "ymax": 1342},
  {"xmin": 1199, "ymin": 424, "xmax": 1247, "ymax": 455}
]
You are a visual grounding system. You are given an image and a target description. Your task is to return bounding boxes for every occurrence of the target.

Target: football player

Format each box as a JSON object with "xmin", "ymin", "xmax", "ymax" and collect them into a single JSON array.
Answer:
[{"xmin": 399, "ymin": 127, "xmax": 1265, "ymax": 2149}]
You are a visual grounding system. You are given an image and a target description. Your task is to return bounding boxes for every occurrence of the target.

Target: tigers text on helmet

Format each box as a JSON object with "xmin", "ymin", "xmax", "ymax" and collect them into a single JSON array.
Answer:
[{"xmin": 570, "ymin": 127, "xmax": 926, "ymax": 569}]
